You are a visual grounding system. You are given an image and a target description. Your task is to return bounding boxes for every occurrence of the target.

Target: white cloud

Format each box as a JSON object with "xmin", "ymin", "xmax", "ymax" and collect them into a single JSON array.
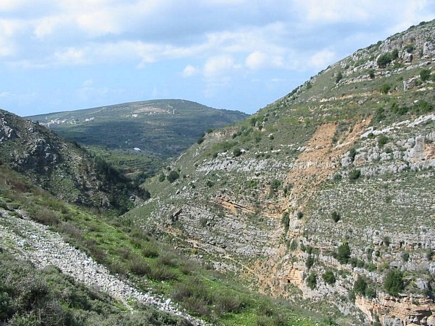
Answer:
[
  {"xmin": 203, "ymin": 55, "xmax": 238, "ymax": 78},
  {"xmin": 293, "ymin": 0, "xmax": 372, "ymax": 24},
  {"xmin": 76, "ymin": 10, "xmax": 122, "ymax": 37},
  {"xmin": 0, "ymin": 0, "xmax": 33, "ymax": 11},
  {"xmin": 182, "ymin": 65, "xmax": 198, "ymax": 77},
  {"xmin": 245, "ymin": 51, "xmax": 268, "ymax": 70},
  {"xmin": 33, "ymin": 15, "xmax": 69, "ymax": 38},
  {"xmin": 54, "ymin": 48, "xmax": 87, "ymax": 65},
  {"xmin": 308, "ymin": 48, "xmax": 336, "ymax": 69}
]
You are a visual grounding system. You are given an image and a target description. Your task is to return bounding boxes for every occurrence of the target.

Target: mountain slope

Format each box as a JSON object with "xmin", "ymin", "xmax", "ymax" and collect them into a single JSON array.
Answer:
[
  {"xmin": 27, "ymin": 99, "xmax": 249, "ymax": 177},
  {"xmin": 0, "ymin": 109, "xmax": 143, "ymax": 212},
  {"xmin": 126, "ymin": 21, "xmax": 435, "ymax": 324},
  {"xmin": 0, "ymin": 163, "xmax": 327, "ymax": 325}
]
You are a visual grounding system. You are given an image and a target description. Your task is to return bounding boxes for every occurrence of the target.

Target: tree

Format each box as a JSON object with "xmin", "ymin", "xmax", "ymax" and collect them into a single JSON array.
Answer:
[
  {"xmin": 377, "ymin": 53, "xmax": 392, "ymax": 68},
  {"xmin": 167, "ymin": 171, "xmax": 180, "ymax": 183},
  {"xmin": 335, "ymin": 72, "xmax": 343, "ymax": 83},
  {"xmin": 322, "ymin": 271, "xmax": 336, "ymax": 285},
  {"xmin": 306, "ymin": 255, "xmax": 315, "ymax": 270},
  {"xmin": 331, "ymin": 211, "xmax": 341, "ymax": 223},
  {"xmin": 233, "ymin": 147, "xmax": 242, "ymax": 157},
  {"xmin": 337, "ymin": 242, "xmax": 351, "ymax": 264},
  {"xmin": 380, "ymin": 83, "xmax": 391, "ymax": 94},
  {"xmin": 353, "ymin": 276, "xmax": 367, "ymax": 295},
  {"xmin": 306, "ymin": 273, "xmax": 317, "ymax": 289},
  {"xmin": 384, "ymin": 270, "xmax": 404, "ymax": 296},
  {"xmin": 349, "ymin": 169, "xmax": 361, "ymax": 181}
]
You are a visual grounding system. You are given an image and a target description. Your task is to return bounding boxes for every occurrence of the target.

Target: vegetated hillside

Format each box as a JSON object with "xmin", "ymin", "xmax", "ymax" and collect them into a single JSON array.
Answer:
[
  {"xmin": 127, "ymin": 21, "xmax": 435, "ymax": 325},
  {"xmin": 0, "ymin": 162, "xmax": 326, "ymax": 325},
  {"xmin": 28, "ymin": 99, "xmax": 249, "ymax": 178},
  {"xmin": 0, "ymin": 109, "xmax": 144, "ymax": 213}
]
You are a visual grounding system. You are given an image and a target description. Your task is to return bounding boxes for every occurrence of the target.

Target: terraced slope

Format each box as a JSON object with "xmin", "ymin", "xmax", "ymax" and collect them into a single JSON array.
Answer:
[{"xmin": 126, "ymin": 20, "xmax": 435, "ymax": 325}]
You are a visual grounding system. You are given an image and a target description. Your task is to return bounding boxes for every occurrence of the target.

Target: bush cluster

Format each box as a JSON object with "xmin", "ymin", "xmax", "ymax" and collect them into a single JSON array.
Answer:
[{"xmin": 384, "ymin": 270, "xmax": 404, "ymax": 296}]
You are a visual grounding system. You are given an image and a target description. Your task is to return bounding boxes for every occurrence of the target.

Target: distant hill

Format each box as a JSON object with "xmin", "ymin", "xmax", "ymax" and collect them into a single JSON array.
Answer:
[
  {"xmin": 28, "ymin": 99, "xmax": 249, "ymax": 177},
  {"xmin": 126, "ymin": 20, "xmax": 435, "ymax": 325}
]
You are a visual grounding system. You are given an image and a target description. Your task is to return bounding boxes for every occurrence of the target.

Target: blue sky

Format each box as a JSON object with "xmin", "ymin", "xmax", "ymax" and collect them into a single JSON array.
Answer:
[{"xmin": 1, "ymin": 0, "xmax": 435, "ymax": 116}]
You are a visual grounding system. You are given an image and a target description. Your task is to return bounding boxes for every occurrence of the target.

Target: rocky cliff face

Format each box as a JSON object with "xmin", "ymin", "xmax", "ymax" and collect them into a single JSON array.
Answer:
[
  {"xmin": 126, "ymin": 21, "xmax": 435, "ymax": 324},
  {"xmin": 0, "ymin": 110, "xmax": 141, "ymax": 211}
]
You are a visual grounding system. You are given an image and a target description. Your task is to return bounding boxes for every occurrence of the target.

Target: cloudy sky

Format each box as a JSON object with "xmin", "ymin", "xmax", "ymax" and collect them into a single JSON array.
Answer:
[{"xmin": 1, "ymin": 0, "xmax": 435, "ymax": 116}]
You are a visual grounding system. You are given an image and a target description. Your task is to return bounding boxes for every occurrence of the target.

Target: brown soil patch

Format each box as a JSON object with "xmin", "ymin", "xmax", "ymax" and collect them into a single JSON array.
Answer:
[
  {"xmin": 287, "ymin": 118, "xmax": 371, "ymax": 211},
  {"xmin": 252, "ymin": 118, "xmax": 372, "ymax": 298}
]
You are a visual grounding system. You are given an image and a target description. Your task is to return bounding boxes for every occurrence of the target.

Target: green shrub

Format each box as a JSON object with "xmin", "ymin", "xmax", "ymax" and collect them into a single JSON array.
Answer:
[
  {"xmin": 378, "ymin": 135, "xmax": 389, "ymax": 148},
  {"xmin": 404, "ymin": 44, "xmax": 415, "ymax": 53},
  {"xmin": 297, "ymin": 211, "xmax": 304, "ymax": 219},
  {"xmin": 158, "ymin": 173, "xmax": 165, "ymax": 182},
  {"xmin": 142, "ymin": 245, "xmax": 159, "ymax": 258},
  {"xmin": 32, "ymin": 207, "xmax": 60, "ymax": 226},
  {"xmin": 349, "ymin": 169, "xmax": 361, "ymax": 181},
  {"xmin": 233, "ymin": 147, "xmax": 242, "ymax": 157},
  {"xmin": 322, "ymin": 271, "xmax": 336, "ymax": 285},
  {"xmin": 384, "ymin": 270, "xmax": 404, "ymax": 296},
  {"xmin": 337, "ymin": 242, "xmax": 351, "ymax": 264},
  {"xmin": 374, "ymin": 107, "xmax": 386, "ymax": 122},
  {"xmin": 377, "ymin": 53, "xmax": 392, "ymax": 68},
  {"xmin": 353, "ymin": 276, "xmax": 367, "ymax": 295},
  {"xmin": 331, "ymin": 211, "xmax": 341, "ymax": 223},
  {"xmin": 349, "ymin": 148, "xmax": 357, "ymax": 162},
  {"xmin": 365, "ymin": 286, "xmax": 376, "ymax": 298},
  {"xmin": 306, "ymin": 273, "xmax": 317, "ymax": 289},
  {"xmin": 415, "ymin": 100, "xmax": 434, "ymax": 113},
  {"xmin": 167, "ymin": 171, "xmax": 180, "ymax": 183},
  {"xmin": 383, "ymin": 236, "xmax": 391, "ymax": 246},
  {"xmin": 281, "ymin": 212, "xmax": 290, "ymax": 232},
  {"xmin": 335, "ymin": 72, "xmax": 343, "ymax": 83},
  {"xmin": 306, "ymin": 255, "xmax": 315, "ymax": 270},
  {"xmin": 149, "ymin": 263, "xmax": 178, "ymax": 281},
  {"xmin": 380, "ymin": 83, "xmax": 391, "ymax": 94},
  {"xmin": 420, "ymin": 69, "xmax": 431, "ymax": 82},
  {"xmin": 269, "ymin": 179, "xmax": 281, "ymax": 194},
  {"xmin": 197, "ymin": 133, "xmax": 205, "ymax": 144},
  {"xmin": 128, "ymin": 256, "xmax": 151, "ymax": 276},
  {"xmin": 289, "ymin": 240, "xmax": 298, "ymax": 251}
]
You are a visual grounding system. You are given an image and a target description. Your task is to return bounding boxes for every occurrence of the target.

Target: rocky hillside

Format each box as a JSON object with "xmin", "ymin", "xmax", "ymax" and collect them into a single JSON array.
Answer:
[
  {"xmin": 0, "ymin": 110, "xmax": 144, "ymax": 212},
  {"xmin": 127, "ymin": 21, "xmax": 435, "ymax": 325}
]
